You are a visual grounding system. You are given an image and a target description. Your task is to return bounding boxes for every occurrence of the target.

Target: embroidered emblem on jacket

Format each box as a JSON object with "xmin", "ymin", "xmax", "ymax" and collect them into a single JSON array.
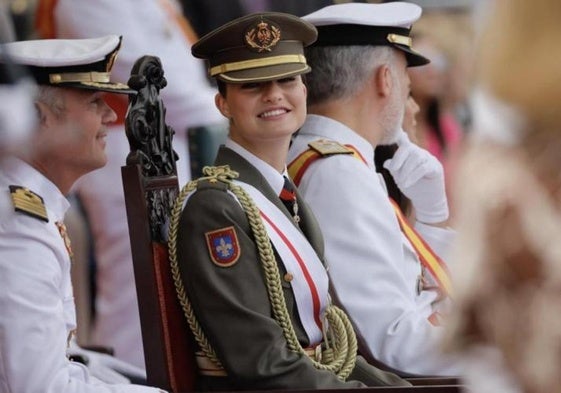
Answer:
[{"xmin": 205, "ymin": 226, "xmax": 240, "ymax": 267}]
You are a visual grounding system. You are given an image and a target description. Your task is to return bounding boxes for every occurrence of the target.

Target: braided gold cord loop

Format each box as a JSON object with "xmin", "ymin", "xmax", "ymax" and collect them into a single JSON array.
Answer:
[
  {"xmin": 168, "ymin": 165, "xmax": 357, "ymax": 379},
  {"xmin": 168, "ymin": 168, "xmax": 225, "ymax": 367}
]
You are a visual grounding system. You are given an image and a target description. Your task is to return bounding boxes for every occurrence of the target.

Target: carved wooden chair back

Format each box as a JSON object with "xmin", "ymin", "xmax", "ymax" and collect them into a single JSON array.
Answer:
[{"xmin": 121, "ymin": 55, "xmax": 197, "ymax": 392}]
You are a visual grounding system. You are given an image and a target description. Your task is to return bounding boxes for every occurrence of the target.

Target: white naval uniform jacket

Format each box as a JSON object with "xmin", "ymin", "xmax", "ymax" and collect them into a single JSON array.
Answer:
[
  {"xmin": 0, "ymin": 158, "xmax": 160, "ymax": 393},
  {"xmin": 287, "ymin": 115, "xmax": 461, "ymax": 376}
]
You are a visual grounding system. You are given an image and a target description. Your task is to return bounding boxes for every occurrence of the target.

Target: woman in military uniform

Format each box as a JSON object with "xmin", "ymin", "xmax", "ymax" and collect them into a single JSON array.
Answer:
[{"xmin": 168, "ymin": 12, "xmax": 408, "ymax": 391}]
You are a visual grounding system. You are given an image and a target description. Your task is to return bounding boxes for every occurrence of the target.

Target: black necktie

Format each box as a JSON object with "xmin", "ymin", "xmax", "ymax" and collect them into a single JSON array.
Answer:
[{"xmin": 280, "ymin": 176, "xmax": 300, "ymax": 225}]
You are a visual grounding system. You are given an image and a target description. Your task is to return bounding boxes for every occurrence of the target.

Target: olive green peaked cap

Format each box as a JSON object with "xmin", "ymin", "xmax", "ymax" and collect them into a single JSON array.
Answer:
[{"xmin": 192, "ymin": 12, "xmax": 318, "ymax": 83}]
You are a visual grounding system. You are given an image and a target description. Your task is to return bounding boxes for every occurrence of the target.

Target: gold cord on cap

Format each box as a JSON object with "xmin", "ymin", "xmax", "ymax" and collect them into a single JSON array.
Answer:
[{"xmin": 210, "ymin": 54, "xmax": 307, "ymax": 77}]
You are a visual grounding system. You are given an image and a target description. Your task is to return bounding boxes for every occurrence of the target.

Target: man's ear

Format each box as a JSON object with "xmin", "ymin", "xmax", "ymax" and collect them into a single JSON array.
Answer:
[
  {"xmin": 215, "ymin": 92, "xmax": 231, "ymax": 119},
  {"xmin": 374, "ymin": 64, "xmax": 393, "ymax": 98}
]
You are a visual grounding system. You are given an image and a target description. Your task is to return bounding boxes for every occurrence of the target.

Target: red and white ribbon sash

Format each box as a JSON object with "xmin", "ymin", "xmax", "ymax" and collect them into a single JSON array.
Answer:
[{"xmin": 233, "ymin": 181, "xmax": 328, "ymax": 345}]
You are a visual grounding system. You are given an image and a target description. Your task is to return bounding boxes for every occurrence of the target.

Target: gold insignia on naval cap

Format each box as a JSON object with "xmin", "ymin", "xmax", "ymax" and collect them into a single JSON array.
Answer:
[
  {"xmin": 308, "ymin": 139, "xmax": 354, "ymax": 156},
  {"xmin": 244, "ymin": 19, "xmax": 281, "ymax": 52},
  {"xmin": 9, "ymin": 185, "xmax": 48, "ymax": 222}
]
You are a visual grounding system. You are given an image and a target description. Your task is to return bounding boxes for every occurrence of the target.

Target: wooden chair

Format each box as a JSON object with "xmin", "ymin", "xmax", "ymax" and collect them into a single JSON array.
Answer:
[
  {"xmin": 122, "ymin": 55, "xmax": 197, "ymax": 392},
  {"xmin": 121, "ymin": 55, "xmax": 463, "ymax": 393}
]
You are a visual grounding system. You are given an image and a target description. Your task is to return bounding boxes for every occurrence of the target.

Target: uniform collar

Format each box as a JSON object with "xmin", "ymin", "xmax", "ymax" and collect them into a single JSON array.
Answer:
[
  {"xmin": 225, "ymin": 138, "xmax": 286, "ymax": 196},
  {"xmin": 1, "ymin": 157, "xmax": 70, "ymax": 222},
  {"xmin": 299, "ymin": 114, "xmax": 376, "ymax": 168}
]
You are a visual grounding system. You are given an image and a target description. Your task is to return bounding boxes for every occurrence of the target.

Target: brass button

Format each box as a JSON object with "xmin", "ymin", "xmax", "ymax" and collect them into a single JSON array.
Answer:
[{"xmin": 284, "ymin": 273, "xmax": 294, "ymax": 282}]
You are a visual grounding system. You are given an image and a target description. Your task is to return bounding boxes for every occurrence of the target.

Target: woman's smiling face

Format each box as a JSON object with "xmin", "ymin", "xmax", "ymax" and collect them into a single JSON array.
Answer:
[{"xmin": 215, "ymin": 76, "xmax": 307, "ymax": 149}]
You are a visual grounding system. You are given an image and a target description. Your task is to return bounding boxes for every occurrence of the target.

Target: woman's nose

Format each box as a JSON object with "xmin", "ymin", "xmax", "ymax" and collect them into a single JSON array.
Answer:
[{"xmin": 262, "ymin": 82, "xmax": 282, "ymax": 102}]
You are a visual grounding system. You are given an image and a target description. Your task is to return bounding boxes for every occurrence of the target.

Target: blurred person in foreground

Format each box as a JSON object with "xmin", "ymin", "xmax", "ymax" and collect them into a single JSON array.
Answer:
[
  {"xmin": 0, "ymin": 35, "xmax": 164, "ymax": 392},
  {"xmin": 35, "ymin": 0, "xmax": 226, "ymax": 368},
  {"xmin": 444, "ymin": 0, "xmax": 561, "ymax": 392},
  {"xmin": 287, "ymin": 2, "xmax": 462, "ymax": 376},
  {"xmin": 170, "ymin": 11, "xmax": 408, "ymax": 390}
]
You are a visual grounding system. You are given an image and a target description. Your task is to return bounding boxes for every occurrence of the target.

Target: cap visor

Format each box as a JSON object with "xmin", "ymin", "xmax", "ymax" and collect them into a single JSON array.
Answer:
[{"xmin": 396, "ymin": 45, "xmax": 430, "ymax": 67}]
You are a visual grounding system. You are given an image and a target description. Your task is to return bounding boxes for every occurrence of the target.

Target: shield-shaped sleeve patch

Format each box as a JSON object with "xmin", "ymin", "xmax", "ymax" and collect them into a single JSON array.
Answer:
[{"xmin": 205, "ymin": 226, "xmax": 240, "ymax": 267}]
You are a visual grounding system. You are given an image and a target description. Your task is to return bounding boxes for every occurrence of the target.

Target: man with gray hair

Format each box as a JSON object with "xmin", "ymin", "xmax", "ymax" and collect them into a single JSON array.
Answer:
[
  {"xmin": 0, "ymin": 35, "xmax": 165, "ymax": 393},
  {"xmin": 288, "ymin": 2, "xmax": 462, "ymax": 376}
]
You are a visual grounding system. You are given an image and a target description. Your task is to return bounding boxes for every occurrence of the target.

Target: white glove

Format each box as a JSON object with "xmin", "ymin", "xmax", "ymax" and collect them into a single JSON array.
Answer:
[
  {"xmin": 383, "ymin": 130, "xmax": 449, "ymax": 223},
  {"xmin": 67, "ymin": 342, "xmax": 147, "ymax": 384}
]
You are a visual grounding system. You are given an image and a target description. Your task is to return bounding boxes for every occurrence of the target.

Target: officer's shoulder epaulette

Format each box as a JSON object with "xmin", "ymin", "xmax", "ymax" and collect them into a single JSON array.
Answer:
[
  {"xmin": 308, "ymin": 139, "xmax": 354, "ymax": 156},
  {"xmin": 9, "ymin": 185, "xmax": 49, "ymax": 222}
]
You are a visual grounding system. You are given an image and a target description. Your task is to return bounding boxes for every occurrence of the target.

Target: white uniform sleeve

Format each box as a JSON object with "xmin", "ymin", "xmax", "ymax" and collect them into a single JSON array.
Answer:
[
  {"xmin": 298, "ymin": 155, "xmax": 462, "ymax": 376},
  {"xmin": 0, "ymin": 211, "xmax": 161, "ymax": 392}
]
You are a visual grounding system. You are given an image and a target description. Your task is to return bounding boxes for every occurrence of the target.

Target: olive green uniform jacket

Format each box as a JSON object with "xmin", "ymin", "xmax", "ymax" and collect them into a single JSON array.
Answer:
[{"xmin": 177, "ymin": 146, "xmax": 407, "ymax": 390}]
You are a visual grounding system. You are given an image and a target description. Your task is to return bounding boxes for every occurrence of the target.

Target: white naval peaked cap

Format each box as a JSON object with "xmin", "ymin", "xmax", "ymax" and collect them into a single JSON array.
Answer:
[
  {"xmin": 303, "ymin": 2, "xmax": 430, "ymax": 67},
  {"xmin": 0, "ymin": 35, "xmax": 134, "ymax": 94}
]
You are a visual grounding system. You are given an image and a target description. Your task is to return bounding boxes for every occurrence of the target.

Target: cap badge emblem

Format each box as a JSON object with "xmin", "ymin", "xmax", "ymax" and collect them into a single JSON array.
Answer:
[{"xmin": 244, "ymin": 19, "xmax": 281, "ymax": 52}]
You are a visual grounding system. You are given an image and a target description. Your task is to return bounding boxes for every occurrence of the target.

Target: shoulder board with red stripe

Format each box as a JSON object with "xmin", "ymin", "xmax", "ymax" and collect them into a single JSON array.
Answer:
[{"xmin": 288, "ymin": 139, "xmax": 353, "ymax": 186}]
